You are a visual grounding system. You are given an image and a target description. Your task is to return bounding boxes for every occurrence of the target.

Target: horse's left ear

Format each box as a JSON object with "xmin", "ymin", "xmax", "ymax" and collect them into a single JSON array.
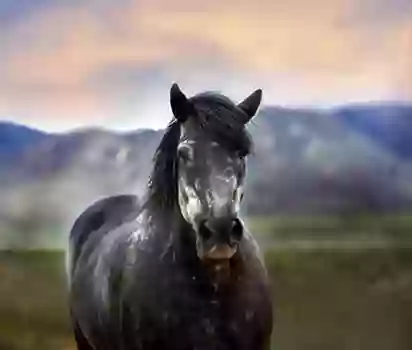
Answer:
[
  {"xmin": 237, "ymin": 89, "xmax": 262, "ymax": 124},
  {"xmin": 170, "ymin": 83, "xmax": 196, "ymax": 122}
]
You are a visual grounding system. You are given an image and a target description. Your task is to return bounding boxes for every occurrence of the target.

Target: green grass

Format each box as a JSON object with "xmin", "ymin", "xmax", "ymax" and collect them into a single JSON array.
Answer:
[
  {"xmin": 266, "ymin": 248, "xmax": 412, "ymax": 349},
  {"xmin": 246, "ymin": 213, "xmax": 412, "ymax": 241},
  {"xmin": 1, "ymin": 242, "xmax": 412, "ymax": 349},
  {"xmin": 0, "ymin": 251, "xmax": 72, "ymax": 350}
]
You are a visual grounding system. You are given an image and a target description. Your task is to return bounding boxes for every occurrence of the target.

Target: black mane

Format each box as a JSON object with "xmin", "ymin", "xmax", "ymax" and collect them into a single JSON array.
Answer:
[
  {"xmin": 144, "ymin": 92, "xmax": 253, "ymax": 212},
  {"xmin": 144, "ymin": 120, "xmax": 181, "ymax": 212}
]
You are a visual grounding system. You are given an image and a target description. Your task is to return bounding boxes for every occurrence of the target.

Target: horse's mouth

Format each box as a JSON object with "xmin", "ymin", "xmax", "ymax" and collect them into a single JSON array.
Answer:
[{"xmin": 201, "ymin": 244, "xmax": 237, "ymax": 261}]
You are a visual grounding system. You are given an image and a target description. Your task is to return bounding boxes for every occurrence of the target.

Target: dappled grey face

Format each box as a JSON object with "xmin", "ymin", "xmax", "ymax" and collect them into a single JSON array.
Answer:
[
  {"xmin": 170, "ymin": 83, "xmax": 262, "ymax": 261},
  {"xmin": 177, "ymin": 134, "xmax": 246, "ymax": 228}
]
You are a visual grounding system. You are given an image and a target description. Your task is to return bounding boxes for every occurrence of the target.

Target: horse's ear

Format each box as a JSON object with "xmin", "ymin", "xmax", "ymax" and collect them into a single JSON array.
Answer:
[
  {"xmin": 170, "ymin": 83, "xmax": 195, "ymax": 122},
  {"xmin": 237, "ymin": 89, "xmax": 262, "ymax": 123}
]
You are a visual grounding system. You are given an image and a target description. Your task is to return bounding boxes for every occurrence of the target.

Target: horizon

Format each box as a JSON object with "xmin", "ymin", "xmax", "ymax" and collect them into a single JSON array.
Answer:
[{"xmin": 2, "ymin": 98, "xmax": 411, "ymax": 133}]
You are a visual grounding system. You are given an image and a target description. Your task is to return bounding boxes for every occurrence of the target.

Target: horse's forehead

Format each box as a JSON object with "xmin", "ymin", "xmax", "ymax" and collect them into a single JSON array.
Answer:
[
  {"xmin": 180, "ymin": 139, "xmax": 197, "ymax": 146},
  {"xmin": 179, "ymin": 130, "xmax": 213, "ymax": 149},
  {"xmin": 180, "ymin": 139, "xmax": 219, "ymax": 148},
  {"xmin": 180, "ymin": 118, "xmax": 198, "ymax": 135},
  {"xmin": 179, "ymin": 123, "xmax": 240, "ymax": 162}
]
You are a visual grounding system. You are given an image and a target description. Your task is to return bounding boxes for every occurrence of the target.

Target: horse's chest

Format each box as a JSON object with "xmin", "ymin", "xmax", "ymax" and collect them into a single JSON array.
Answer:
[
  {"xmin": 123, "ymin": 264, "xmax": 269, "ymax": 350},
  {"xmin": 181, "ymin": 301, "xmax": 261, "ymax": 350}
]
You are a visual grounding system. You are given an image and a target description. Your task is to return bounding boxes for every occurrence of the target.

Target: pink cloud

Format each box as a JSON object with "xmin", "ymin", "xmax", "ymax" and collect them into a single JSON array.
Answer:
[{"xmin": 0, "ymin": 0, "xmax": 410, "ymax": 130}]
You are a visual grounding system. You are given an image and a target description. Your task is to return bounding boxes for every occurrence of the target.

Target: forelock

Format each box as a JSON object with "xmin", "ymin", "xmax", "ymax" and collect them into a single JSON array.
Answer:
[{"xmin": 188, "ymin": 92, "xmax": 253, "ymax": 156}]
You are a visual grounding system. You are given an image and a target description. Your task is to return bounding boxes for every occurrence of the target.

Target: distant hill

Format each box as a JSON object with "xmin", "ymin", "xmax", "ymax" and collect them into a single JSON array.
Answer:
[
  {"xmin": 0, "ymin": 122, "xmax": 48, "ymax": 158},
  {"xmin": 0, "ymin": 102, "xmax": 411, "ymax": 248},
  {"xmin": 245, "ymin": 105, "xmax": 412, "ymax": 215},
  {"xmin": 335, "ymin": 103, "xmax": 412, "ymax": 158}
]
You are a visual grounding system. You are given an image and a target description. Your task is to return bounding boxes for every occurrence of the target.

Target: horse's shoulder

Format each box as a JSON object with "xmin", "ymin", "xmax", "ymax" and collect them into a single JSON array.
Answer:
[{"xmin": 68, "ymin": 194, "xmax": 141, "ymax": 277}]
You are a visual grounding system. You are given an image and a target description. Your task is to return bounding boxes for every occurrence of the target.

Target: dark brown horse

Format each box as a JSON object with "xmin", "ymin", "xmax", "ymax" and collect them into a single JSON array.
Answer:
[{"xmin": 67, "ymin": 83, "xmax": 273, "ymax": 350}]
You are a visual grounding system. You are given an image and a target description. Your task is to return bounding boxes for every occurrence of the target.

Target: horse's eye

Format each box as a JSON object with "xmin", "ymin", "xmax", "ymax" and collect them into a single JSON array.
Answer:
[
  {"xmin": 239, "ymin": 156, "xmax": 246, "ymax": 168},
  {"xmin": 178, "ymin": 146, "xmax": 192, "ymax": 163},
  {"xmin": 223, "ymin": 168, "xmax": 234, "ymax": 178}
]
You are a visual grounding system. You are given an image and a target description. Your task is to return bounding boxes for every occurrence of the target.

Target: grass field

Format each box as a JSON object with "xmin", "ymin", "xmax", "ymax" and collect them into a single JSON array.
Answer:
[
  {"xmin": 246, "ymin": 213, "xmax": 412, "ymax": 241},
  {"xmin": 1, "ymin": 214, "xmax": 412, "ymax": 349},
  {"xmin": 0, "ymin": 251, "xmax": 72, "ymax": 350},
  {"xmin": 1, "ymin": 246, "xmax": 412, "ymax": 350}
]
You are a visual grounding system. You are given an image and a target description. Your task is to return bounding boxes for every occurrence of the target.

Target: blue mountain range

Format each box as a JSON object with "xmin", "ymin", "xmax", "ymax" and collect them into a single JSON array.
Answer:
[
  {"xmin": 335, "ymin": 103, "xmax": 412, "ymax": 158},
  {"xmin": 1, "ymin": 103, "xmax": 411, "ymax": 161},
  {"xmin": 0, "ymin": 121, "xmax": 49, "ymax": 158},
  {"xmin": 0, "ymin": 102, "xmax": 411, "ymax": 217}
]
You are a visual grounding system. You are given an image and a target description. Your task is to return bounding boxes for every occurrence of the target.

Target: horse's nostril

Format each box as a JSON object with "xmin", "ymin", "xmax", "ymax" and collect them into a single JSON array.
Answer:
[
  {"xmin": 231, "ymin": 218, "xmax": 243, "ymax": 242},
  {"xmin": 198, "ymin": 218, "xmax": 243, "ymax": 245}
]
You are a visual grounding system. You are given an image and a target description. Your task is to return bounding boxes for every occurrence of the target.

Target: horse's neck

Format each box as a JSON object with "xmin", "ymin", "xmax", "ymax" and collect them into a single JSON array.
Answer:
[
  {"xmin": 144, "ymin": 201, "xmax": 194, "ymax": 248},
  {"xmin": 148, "ymin": 205, "xmax": 198, "ymax": 265}
]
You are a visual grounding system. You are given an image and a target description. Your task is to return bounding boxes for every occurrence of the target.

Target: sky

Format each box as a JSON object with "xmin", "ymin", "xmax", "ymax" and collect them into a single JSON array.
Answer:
[{"xmin": 0, "ymin": 0, "xmax": 411, "ymax": 131}]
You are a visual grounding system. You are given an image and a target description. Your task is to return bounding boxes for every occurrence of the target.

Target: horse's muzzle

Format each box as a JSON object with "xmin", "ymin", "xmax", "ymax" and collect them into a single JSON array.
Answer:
[
  {"xmin": 197, "ymin": 217, "xmax": 243, "ymax": 261},
  {"xmin": 203, "ymin": 243, "xmax": 237, "ymax": 260}
]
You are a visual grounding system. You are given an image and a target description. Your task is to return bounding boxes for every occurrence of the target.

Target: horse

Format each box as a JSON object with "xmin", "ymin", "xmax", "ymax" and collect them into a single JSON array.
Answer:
[{"xmin": 67, "ymin": 83, "xmax": 273, "ymax": 350}]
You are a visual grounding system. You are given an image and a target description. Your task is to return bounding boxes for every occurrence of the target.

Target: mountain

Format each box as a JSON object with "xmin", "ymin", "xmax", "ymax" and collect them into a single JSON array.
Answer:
[
  {"xmin": 2, "ymin": 128, "xmax": 161, "ymax": 183},
  {"xmin": 0, "ymin": 121, "xmax": 49, "ymax": 164},
  {"xmin": 0, "ymin": 126, "xmax": 163, "ymax": 249},
  {"xmin": 244, "ymin": 105, "xmax": 412, "ymax": 215},
  {"xmin": 335, "ymin": 103, "xmax": 412, "ymax": 158},
  {"xmin": 1, "ymin": 102, "xmax": 412, "ymax": 248}
]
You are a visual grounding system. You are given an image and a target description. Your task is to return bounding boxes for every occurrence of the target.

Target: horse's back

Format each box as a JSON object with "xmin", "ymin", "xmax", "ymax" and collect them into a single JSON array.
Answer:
[{"xmin": 68, "ymin": 194, "xmax": 140, "ymax": 278}]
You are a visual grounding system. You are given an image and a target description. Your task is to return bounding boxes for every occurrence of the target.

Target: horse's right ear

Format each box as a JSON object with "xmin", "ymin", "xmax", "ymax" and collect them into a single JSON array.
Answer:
[{"xmin": 170, "ymin": 83, "xmax": 195, "ymax": 122}]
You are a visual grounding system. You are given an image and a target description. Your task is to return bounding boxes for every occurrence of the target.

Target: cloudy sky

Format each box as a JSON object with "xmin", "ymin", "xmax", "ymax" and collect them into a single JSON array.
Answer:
[{"xmin": 0, "ymin": 0, "xmax": 411, "ymax": 131}]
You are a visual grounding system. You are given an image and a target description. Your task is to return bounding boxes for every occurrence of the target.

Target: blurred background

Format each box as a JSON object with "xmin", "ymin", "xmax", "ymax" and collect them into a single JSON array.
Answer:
[{"xmin": 0, "ymin": 0, "xmax": 412, "ymax": 349}]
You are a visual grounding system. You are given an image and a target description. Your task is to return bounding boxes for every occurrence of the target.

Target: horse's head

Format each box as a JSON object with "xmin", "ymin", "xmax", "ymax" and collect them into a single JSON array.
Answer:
[{"xmin": 169, "ymin": 83, "xmax": 262, "ymax": 263}]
